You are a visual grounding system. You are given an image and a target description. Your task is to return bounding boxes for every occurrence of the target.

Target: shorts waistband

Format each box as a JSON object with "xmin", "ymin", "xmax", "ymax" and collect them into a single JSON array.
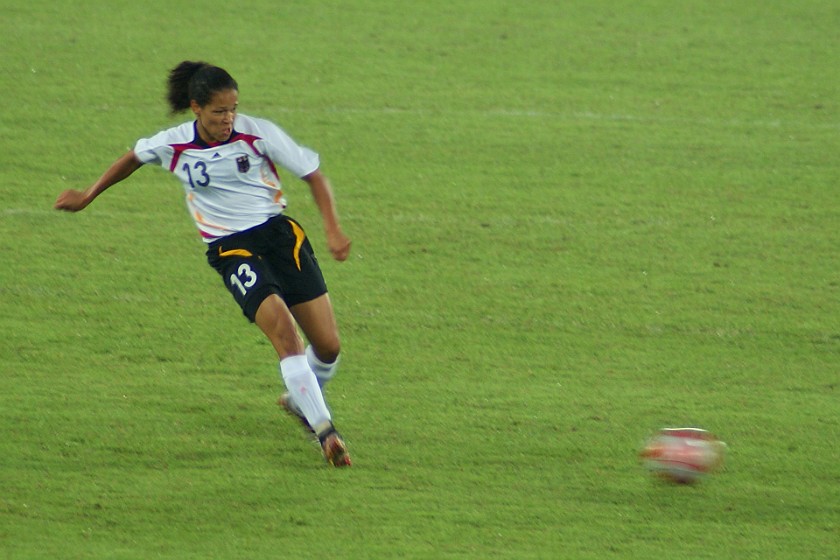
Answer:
[{"xmin": 207, "ymin": 214, "xmax": 288, "ymax": 250}]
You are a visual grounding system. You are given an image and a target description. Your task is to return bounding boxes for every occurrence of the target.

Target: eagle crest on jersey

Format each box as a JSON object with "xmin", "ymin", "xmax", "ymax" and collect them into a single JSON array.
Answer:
[{"xmin": 236, "ymin": 155, "xmax": 250, "ymax": 173}]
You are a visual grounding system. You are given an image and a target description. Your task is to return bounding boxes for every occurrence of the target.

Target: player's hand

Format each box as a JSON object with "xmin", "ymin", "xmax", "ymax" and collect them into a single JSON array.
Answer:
[
  {"xmin": 54, "ymin": 189, "xmax": 90, "ymax": 212},
  {"xmin": 327, "ymin": 230, "xmax": 352, "ymax": 261}
]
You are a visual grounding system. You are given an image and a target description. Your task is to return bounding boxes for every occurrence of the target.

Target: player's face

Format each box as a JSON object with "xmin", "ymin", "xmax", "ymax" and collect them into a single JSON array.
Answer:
[{"xmin": 192, "ymin": 89, "xmax": 239, "ymax": 144}]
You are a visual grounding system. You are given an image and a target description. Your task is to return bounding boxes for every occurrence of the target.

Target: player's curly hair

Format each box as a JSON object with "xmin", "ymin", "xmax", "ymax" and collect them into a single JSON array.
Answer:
[{"xmin": 166, "ymin": 61, "xmax": 238, "ymax": 114}]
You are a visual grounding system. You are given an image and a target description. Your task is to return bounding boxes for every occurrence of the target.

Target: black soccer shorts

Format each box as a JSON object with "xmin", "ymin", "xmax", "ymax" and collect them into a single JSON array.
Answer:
[{"xmin": 205, "ymin": 214, "xmax": 328, "ymax": 322}]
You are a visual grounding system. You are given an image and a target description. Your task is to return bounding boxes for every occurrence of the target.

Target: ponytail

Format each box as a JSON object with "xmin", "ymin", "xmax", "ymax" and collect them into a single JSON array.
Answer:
[{"xmin": 166, "ymin": 61, "xmax": 238, "ymax": 114}]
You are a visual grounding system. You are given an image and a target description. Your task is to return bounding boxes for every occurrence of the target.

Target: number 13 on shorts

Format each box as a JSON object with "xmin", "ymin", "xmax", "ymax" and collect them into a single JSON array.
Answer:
[{"xmin": 230, "ymin": 263, "xmax": 257, "ymax": 295}]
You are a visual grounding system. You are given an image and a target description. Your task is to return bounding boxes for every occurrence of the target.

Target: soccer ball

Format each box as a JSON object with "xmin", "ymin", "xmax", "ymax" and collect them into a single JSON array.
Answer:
[{"xmin": 641, "ymin": 428, "xmax": 726, "ymax": 484}]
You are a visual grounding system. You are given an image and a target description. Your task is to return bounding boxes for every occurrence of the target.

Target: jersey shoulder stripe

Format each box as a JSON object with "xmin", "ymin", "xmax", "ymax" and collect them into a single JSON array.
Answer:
[{"xmin": 167, "ymin": 129, "xmax": 264, "ymax": 172}]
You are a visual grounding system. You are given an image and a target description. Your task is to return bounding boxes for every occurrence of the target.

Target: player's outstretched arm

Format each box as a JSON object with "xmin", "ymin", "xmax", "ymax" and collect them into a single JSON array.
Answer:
[
  {"xmin": 55, "ymin": 151, "xmax": 143, "ymax": 212},
  {"xmin": 303, "ymin": 169, "xmax": 351, "ymax": 261}
]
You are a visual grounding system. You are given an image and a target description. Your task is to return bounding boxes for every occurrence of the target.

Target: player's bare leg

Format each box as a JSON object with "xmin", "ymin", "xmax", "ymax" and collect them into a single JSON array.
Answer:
[
  {"xmin": 255, "ymin": 294, "xmax": 350, "ymax": 466},
  {"xmin": 291, "ymin": 293, "xmax": 341, "ymax": 387},
  {"xmin": 255, "ymin": 293, "xmax": 305, "ymax": 358}
]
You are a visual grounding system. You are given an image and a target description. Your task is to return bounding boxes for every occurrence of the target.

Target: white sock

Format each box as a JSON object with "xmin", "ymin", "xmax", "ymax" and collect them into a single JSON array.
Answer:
[
  {"xmin": 306, "ymin": 345, "xmax": 339, "ymax": 388},
  {"xmin": 279, "ymin": 354, "xmax": 332, "ymax": 434}
]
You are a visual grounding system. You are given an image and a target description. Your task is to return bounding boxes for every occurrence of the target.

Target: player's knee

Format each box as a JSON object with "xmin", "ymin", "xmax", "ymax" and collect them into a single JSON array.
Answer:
[{"xmin": 313, "ymin": 340, "xmax": 341, "ymax": 364}]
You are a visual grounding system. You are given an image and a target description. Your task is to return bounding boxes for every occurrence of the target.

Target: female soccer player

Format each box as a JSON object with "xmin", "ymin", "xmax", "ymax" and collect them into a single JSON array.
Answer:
[{"xmin": 55, "ymin": 61, "xmax": 352, "ymax": 467}]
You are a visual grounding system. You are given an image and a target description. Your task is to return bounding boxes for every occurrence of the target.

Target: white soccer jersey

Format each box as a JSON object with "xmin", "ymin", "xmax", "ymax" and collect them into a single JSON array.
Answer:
[{"xmin": 134, "ymin": 114, "xmax": 320, "ymax": 242}]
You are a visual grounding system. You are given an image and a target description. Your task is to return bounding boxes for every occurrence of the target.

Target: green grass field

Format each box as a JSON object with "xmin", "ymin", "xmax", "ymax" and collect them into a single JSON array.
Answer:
[{"xmin": 2, "ymin": 1, "xmax": 838, "ymax": 558}]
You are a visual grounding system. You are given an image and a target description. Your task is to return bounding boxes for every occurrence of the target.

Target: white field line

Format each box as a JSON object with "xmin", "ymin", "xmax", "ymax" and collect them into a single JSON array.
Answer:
[
  {"xmin": 269, "ymin": 106, "xmax": 839, "ymax": 130},
  {"xmin": 2, "ymin": 208, "xmax": 56, "ymax": 216}
]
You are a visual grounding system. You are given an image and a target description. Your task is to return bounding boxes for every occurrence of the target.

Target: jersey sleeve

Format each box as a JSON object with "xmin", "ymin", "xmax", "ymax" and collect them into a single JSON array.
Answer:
[
  {"xmin": 241, "ymin": 116, "xmax": 320, "ymax": 178},
  {"xmin": 133, "ymin": 129, "xmax": 171, "ymax": 165},
  {"xmin": 133, "ymin": 122, "xmax": 193, "ymax": 167}
]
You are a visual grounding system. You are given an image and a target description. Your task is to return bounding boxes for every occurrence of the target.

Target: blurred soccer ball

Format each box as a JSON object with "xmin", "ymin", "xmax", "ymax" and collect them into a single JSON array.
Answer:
[{"xmin": 641, "ymin": 428, "xmax": 725, "ymax": 484}]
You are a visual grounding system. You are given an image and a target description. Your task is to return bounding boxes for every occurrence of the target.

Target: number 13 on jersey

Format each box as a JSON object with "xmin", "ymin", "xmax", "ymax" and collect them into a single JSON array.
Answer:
[{"xmin": 183, "ymin": 161, "xmax": 210, "ymax": 189}]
